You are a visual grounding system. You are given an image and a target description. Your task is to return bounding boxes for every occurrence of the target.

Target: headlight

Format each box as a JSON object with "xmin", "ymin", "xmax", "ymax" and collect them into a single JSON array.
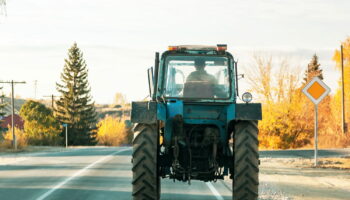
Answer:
[{"xmin": 242, "ymin": 92, "xmax": 252, "ymax": 103}]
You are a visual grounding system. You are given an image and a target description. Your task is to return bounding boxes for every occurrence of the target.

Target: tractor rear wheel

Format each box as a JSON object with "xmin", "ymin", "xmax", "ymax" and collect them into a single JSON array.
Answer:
[
  {"xmin": 232, "ymin": 120, "xmax": 259, "ymax": 200},
  {"xmin": 132, "ymin": 124, "xmax": 160, "ymax": 200}
]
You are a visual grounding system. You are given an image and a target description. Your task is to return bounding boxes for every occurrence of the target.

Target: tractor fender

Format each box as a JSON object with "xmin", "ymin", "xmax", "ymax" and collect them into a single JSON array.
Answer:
[
  {"xmin": 131, "ymin": 101, "xmax": 167, "ymax": 124},
  {"xmin": 235, "ymin": 103, "xmax": 262, "ymax": 120},
  {"xmin": 131, "ymin": 101, "xmax": 157, "ymax": 124}
]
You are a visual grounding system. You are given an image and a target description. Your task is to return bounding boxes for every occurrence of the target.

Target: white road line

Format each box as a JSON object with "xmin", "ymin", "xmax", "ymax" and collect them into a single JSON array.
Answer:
[
  {"xmin": 206, "ymin": 182, "xmax": 224, "ymax": 200},
  {"xmin": 36, "ymin": 148, "xmax": 130, "ymax": 200}
]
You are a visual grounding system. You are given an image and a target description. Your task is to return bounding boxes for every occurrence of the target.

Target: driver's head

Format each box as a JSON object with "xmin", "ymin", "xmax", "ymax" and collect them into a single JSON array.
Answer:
[{"xmin": 194, "ymin": 58, "xmax": 206, "ymax": 71}]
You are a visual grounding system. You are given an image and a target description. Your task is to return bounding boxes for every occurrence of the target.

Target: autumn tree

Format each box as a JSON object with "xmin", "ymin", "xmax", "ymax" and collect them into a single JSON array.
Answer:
[
  {"xmin": 114, "ymin": 93, "xmax": 127, "ymax": 107},
  {"xmin": 244, "ymin": 43, "xmax": 350, "ymax": 149},
  {"xmin": 20, "ymin": 100, "xmax": 62, "ymax": 145},
  {"xmin": 245, "ymin": 55, "xmax": 273, "ymax": 104},
  {"xmin": 55, "ymin": 43, "xmax": 97, "ymax": 145},
  {"xmin": 245, "ymin": 55, "xmax": 313, "ymax": 149}
]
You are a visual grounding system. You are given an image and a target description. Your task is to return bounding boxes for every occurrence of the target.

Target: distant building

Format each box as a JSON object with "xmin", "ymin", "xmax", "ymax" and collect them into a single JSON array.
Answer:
[{"xmin": 0, "ymin": 114, "xmax": 24, "ymax": 130}]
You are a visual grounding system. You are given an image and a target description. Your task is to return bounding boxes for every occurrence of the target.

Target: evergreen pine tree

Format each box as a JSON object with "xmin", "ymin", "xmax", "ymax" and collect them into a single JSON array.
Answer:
[
  {"xmin": 55, "ymin": 43, "xmax": 97, "ymax": 145},
  {"xmin": 303, "ymin": 54, "xmax": 323, "ymax": 83}
]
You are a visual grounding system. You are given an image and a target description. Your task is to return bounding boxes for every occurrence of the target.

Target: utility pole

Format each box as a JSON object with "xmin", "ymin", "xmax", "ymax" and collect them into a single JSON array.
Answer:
[
  {"xmin": 43, "ymin": 94, "xmax": 58, "ymax": 109},
  {"xmin": 34, "ymin": 80, "xmax": 37, "ymax": 99},
  {"xmin": 0, "ymin": 0, "xmax": 7, "ymax": 17},
  {"xmin": 341, "ymin": 45, "xmax": 347, "ymax": 134},
  {"xmin": 0, "ymin": 87, "xmax": 4, "ymax": 116},
  {"xmin": 0, "ymin": 80, "xmax": 26, "ymax": 150}
]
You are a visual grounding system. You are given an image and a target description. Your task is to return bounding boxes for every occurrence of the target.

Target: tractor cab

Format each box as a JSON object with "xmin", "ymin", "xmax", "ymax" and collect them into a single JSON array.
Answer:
[{"xmin": 153, "ymin": 45, "xmax": 236, "ymax": 102}]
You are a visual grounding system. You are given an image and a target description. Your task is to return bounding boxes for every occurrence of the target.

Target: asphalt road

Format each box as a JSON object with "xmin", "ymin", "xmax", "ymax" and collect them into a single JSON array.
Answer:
[{"xmin": 0, "ymin": 147, "xmax": 349, "ymax": 200}]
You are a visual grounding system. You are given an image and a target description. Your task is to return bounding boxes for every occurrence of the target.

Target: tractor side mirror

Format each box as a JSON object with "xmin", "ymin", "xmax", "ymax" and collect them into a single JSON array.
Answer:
[
  {"xmin": 238, "ymin": 74, "xmax": 244, "ymax": 80},
  {"xmin": 147, "ymin": 67, "xmax": 154, "ymax": 98}
]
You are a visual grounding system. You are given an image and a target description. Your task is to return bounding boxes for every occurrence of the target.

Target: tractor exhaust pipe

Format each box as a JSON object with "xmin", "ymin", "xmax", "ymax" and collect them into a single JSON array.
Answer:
[{"xmin": 153, "ymin": 52, "xmax": 159, "ymax": 100}]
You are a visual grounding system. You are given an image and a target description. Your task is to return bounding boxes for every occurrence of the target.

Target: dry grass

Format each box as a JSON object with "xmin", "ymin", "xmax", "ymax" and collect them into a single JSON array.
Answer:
[
  {"xmin": 317, "ymin": 157, "xmax": 350, "ymax": 169},
  {"xmin": 287, "ymin": 157, "xmax": 350, "ymax": 169},
  {"xmin": 261, "ymin": 157, "xmax": 350, "ymax": 170}
]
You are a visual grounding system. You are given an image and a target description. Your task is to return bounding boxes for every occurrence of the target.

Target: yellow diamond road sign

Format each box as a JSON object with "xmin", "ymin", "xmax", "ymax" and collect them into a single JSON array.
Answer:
[{"xmin": 302, "ymin": 77, "xmax": 331, "ymax": 105}]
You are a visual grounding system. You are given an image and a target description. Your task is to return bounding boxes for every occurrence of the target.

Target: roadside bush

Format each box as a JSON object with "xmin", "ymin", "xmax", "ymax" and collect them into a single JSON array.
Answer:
[
  {"xmin": 0, "ymin": 126, "xmax": 27, "ymax": 149},
  {"xmin": 20, "ymin": 100, "xmax": 62, "ymax": 146},
  {"xmin": 96, "ymin": 116, "xmax": 127, "ymax": 146}
]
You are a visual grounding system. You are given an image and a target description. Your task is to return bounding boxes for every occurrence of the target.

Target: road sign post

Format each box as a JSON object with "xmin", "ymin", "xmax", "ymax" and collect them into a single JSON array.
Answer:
[
  {"xmin": 314, "ymin": 104, "xmax": 318, "ymax": 166},
  {"xmin": 302, "ymin": 77, "xmax": 330, "ymax": 167},
  {"xmin": 66, "ymin": 126, "xmax": 68, "ymax": 148},
  {"xmin": 63, "ymin": 123, "xmax": 68, "ymax": 148}
]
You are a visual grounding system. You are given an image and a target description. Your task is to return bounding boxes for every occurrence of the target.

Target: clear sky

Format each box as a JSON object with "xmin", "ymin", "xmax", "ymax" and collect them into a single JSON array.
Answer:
[{"xmin": 0, "ymin": 0, "xmax": 349, "ymax": 104}]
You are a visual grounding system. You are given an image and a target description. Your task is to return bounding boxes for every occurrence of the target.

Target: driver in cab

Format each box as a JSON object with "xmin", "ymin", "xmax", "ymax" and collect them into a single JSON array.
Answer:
[
  {"xmin": 184, "ymin": 58, "xmax": 221, "ymax": 98},
  {"xmin": 186, "ymin": 59, "xmax": 217, "ymax": 84}
]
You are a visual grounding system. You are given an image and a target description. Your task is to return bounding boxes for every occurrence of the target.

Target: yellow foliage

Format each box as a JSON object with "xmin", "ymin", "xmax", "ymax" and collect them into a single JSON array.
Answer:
[
  {"xmin": 310, "ymin": 37, "xmax": 350, "ymax": 148},
  {"xmin": 247, "ymin": 47, "xmax": 350, "ymax": 149},
  {"xmin": 96, "ymin": 116, "xmax": 127, "ymax": 146},
  {"xmin": 258, "ymin": 91, "xmax": 314, "ymax": 149},
  {"xmin": 246, "ymin": 55, "xmax": 313, "ymax": 149},
  {"xmin": 1, "ymin": 127, "xmax": 27, "ymax": 149},
  {"xmin": 23, "ymin": 121, "xmax": 62, "ymax": 146}
]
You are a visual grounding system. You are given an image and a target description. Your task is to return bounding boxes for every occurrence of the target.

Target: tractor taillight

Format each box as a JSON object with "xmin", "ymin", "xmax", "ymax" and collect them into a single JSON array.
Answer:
[
  {"xmin": 168, "ymin": 46, "xmax": 179, "ymax": 51},
  {"xmin": 217, "ymin": 44, "xmax": 227, "ymax": 51}
]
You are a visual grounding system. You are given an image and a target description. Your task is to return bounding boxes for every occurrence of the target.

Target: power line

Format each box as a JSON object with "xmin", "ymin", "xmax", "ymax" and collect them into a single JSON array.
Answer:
[{"xmin": 0, "ymin": 80, "xmax": 26, "ymax": 150}]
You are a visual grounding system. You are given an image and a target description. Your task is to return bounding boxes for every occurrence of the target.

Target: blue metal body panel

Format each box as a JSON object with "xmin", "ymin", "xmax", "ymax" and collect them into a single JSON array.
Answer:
[
  {"xmin": 157, "ymin": 103, "xmax": 167, "ymax": 121},
  {"xmin": 166, "ymin": 100, "xmax": 184, "ymax": 118},
  {"xmin": 160, "ymin": 99, "xmax": 237, "ymax": 145},
  {"xmin": 226, "ymin": 104, "xmax": 235, "ymax": 122},
  {"xmin": 163, "ymin": 100, "xmax": 184, "ymax": 143}
]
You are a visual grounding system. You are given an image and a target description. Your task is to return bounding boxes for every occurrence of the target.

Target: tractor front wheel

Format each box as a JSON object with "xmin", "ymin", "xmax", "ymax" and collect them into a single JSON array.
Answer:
[
  {"xmin": 132, "ymin": 124, "xmax": 160, "ymax": 200},
  {"xmin": 232, "ymin": 120, "xmax": 259, "ymax": 200}
]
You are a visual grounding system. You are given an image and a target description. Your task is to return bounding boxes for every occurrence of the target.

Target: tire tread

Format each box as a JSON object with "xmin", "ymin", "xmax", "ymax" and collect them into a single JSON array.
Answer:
[
  {"xmin": 132, "ymin": 124, "xmax": 159, "ymax": 200},
  {"xmin": 233, "ymin": 120, "xmax": 259, "ymax": 200}
]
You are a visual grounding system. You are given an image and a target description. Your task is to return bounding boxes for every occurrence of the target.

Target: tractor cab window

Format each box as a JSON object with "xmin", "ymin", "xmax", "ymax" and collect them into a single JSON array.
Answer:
[{"xmin": 164, "ymin": 56, "xmax": 230, "ymax": 99}]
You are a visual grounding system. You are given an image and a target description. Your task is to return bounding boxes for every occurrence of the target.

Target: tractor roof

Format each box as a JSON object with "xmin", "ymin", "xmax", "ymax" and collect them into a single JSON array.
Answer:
[
  {"xmin": 175, "ymin": 45, "xmax": 217, "ymax": 51},
  {"xmin": 168, "ymin": 44, "xmax": 227, "ymax": 52}
]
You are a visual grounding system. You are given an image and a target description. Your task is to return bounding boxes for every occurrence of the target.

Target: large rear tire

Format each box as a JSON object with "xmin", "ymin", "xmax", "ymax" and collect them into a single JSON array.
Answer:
[
  {"xmin": 132, "ymin": 124, "xmax": 160, "ymax": 200},
  {"xmin": 232, "ymin": 120, "xmax": 259, "ymax": 200}
]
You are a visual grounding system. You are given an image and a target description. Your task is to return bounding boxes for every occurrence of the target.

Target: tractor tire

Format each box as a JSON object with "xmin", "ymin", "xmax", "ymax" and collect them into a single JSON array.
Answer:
[
  {"xmin": 132, "ymin": 124, "xmax": 160, "ymax": 200},
  {"xmin": 232, "ymin": 120, "xmax": 259, "ymax": 200}
]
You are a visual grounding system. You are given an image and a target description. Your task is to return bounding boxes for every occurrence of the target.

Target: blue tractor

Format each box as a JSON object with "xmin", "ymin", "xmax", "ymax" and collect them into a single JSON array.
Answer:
[{"xmin": 131, "ymin": 45, "xmax": 262, "ymax": 200}]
